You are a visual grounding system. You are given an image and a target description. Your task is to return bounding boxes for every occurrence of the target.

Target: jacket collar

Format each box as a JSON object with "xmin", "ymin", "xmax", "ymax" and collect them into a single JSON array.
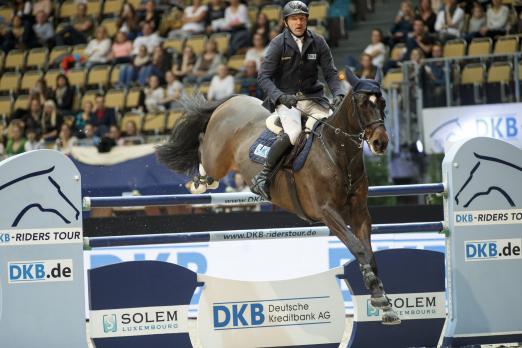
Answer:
[{"xmin": 283, "ymin": 28, "xmax": 314, "ymax": 54}]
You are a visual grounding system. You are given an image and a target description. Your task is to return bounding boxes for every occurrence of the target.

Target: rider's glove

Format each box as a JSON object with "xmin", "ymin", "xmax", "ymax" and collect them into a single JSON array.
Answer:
[
  {"xmin": 278, "ymin": 94, "xmax": 298, "ymax": 109},
  {"xmin": 333, "ymin": 94, "xmax": 344, "ymax": 109}
]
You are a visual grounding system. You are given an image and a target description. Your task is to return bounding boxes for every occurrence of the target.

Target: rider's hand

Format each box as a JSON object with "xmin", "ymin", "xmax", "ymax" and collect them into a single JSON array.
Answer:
[
  {"xmin": 278, "ymin": 94, "xmax": 298, "ymax": 109},
  {"xmin": 333, "ymin": 94, "xmax": 344, "ymax": 109}
]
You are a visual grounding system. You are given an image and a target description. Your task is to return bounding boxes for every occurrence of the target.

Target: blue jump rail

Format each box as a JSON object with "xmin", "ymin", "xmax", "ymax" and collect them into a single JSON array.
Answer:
[
  {"xmin": 84, "ymin": 221, "xmax": 445, "ymax": 248},
  {"xmin": 83, "ymin": 183, "xmax": 445, "ymax": 210}
]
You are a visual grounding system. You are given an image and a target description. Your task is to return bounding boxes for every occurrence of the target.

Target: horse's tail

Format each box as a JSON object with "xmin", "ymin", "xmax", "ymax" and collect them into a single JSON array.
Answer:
[{"xmin": 156, "ymin": 94, "xmax": 234, "ymax": 176}]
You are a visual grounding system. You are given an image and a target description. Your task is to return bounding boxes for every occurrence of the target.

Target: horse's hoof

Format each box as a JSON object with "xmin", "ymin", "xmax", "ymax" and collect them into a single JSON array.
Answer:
[
  {"xmin": 371, "ymin": 295, "xmax": 389, "ymax": 308},
  {"xmin": 190, "ymin": 182, "xmax": 207, "ymax": 194},
  {"xmin": 381, "ymin": 308, "xmax": 401, "ymax": 325},
  {"xmin": 207, "ymin": 179, "xmax": 219, "ymax": 190}
]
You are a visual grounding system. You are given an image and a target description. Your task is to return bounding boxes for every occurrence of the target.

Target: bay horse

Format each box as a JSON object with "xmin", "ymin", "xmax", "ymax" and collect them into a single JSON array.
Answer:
[{"xmin": 157, "ymin": 69, "xmax": 400, "ymax": 324}]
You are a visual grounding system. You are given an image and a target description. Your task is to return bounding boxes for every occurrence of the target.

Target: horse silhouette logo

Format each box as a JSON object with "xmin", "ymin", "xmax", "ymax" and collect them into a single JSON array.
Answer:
[
  {"xmin": 429, "ymin": 118, "xmax": 464, "ymax": 153},
  {"xmin": 0, "ymin": 166, "xmax": 80, "ymax": 228},
  {"xmin": 454, "ymin": 153, "xmax": 522, "ymax": 208}
]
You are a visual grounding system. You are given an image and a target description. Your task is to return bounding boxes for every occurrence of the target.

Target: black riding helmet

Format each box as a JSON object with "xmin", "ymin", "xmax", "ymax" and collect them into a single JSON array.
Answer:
[{"xmin": 283, "ymin": 1, "xmax": 309, "ymax": 19}]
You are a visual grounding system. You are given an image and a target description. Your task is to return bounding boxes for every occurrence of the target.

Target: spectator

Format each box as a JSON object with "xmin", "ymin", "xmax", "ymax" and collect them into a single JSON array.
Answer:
[
  {"xmin": 466, "ymin": 2, "xmax": 487, "ymax": 40},
  {"xmin": 170, "ymin": 0, "xmax": 207, "ymax": 37},
  {"xmin": 172, "ymin": 45, "xmax": 197, "ymax": 81},
  {"xmin": 31, "ymin": 0, "xmax": 52, "ymax": 18},
  {"xmin": 391, "ymin": 1, "xmax": 415, "ymax": 44},
  {"xmin": 118, "ymin": 44, "xmax": 150, "ymax": 86},
  {"xmin": 53, "ymin": 74, "xmax": 75, "ymax": 113},
  {"xmin": 41, "ymin": 100, "xmax": 62, "ymax": 141},
  {"xmin": 207, "ymin": 64, "xmax": 234, "ymax": 101},
  {"xmin": 416, "ymin": 0, "xmax": 437, "ymax": 32},
  {"xmin": 22, "ymin": 98, "xmax": 43, "ymax": 135},
  {"xmin": 54, "ymin": 3, "xmax": 94, "ymax": 46},
  {"xmin": 423, "ymin": 42, "xmax": 446, "ymax": 106},
  {"xmin": 185, "ymin": 39, "xmax": 222, "ymax": 84},
  {"xmin": 223, "ymin": 0, "xmax": 250, "ymax": 56},
  {"xmin": 24, "ymin": 128, "xmax": 43, "ymax": 151},
  {"xmin": 5, "ymin": 120, "xmax": 26, "ymax": 157},
  {"xmin": 163, "ymin": 70, "xmax": 183, "ymax": 108},
  {"xmin": 80, "ymin": 123, "xmax": 101, "ymax": 146},
  {"xmin": 237, "ymin": 60, "xmax": 262, "ymax": 98},
  {"xmin": 122, "ymin": 120, "xmax": 145, "ymax": 145},
  {"xmin": 245, "ymin": 33, "xmax": 266, "ymax": 70},
  {"xmin": 54, "ymin": 124, "xmax": 77, "ymax": 155},
  {"xmin": 133, "ymin": 22, "xmax": 162, "ymax": 55},
  {"xmin": 205, "ymin": 0, "xmax": 227, "ymax": 33},
  {"xmin": 92, "ymin": 94, "xmax": 117, "ymax": 136},
  {"xmin": 355, "ymin": 53, "xmax": 377, "ymax": 79},
  {"xmin": 480, "ymin": 0, "xmax": 509, "ymax": 38},
  {"xmin": 74, "ymin": 100, "xmax": 95, "ymax": 137},
  {"xmin": 1, "ymin": 15, "xmax": 36, "ymax": 52},
  {"xmin": 108, "ymin": 125, "xmax": 125, "ymax": 146},
  {"xmin": 137, "ymin": 46, "xmax": 171, "ymax": 85},
  {"xmin": 139, "ymin": 0, "xmax": 161, "ymax": 30},
  {"xmin": 406, "ymin": 18, "xmax": 434, "ymax": 58},
  {"xmin": 33, "ymin": 10, "xmax": 53, "ymax": 46},
  {"xmin": 363, "ymin": 28, "xmax": 386, "ymax": 68},
  {"xmin": 250, "ymin": 12, "xmax": 270, "ymax": 46},
  {"xmin": 85, "ymin": 26, "xmax": 111, "ymax": 68},
  {"xmin": 110, "ymin": 31, "xmax": 133, "ymax": 64},
  {"xmin": 143, "ymin": 74, "xmax": 165, "ymax": 113},
  {"xmin": 434, "ymin": 0, "xmax": 465, "ymax": 40},
  {"xmin": 118, "ymin": 3, "xmax": 140, "ymax": 40},
  {"xmin": 30, "ymin": 78, "xmax": 52, "ymax": 105}
]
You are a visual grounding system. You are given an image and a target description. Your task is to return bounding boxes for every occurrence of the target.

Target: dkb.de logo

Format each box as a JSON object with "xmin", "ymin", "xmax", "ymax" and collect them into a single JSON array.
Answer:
[{"xmin": 8, "ymin": 259, "xmax": 73, "ymax": 284}]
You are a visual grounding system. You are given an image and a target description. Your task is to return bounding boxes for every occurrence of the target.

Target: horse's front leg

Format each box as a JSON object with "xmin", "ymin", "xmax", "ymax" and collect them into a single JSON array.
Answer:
[{"xmin": 321, "ymin": 204, "xmax": 401, "ymax": 325}]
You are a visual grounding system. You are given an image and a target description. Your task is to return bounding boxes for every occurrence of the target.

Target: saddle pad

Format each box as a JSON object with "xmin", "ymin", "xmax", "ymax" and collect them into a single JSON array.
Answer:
[{"xmin": 248, "ymin": 122, "xmax": 321, "ymax": 172}]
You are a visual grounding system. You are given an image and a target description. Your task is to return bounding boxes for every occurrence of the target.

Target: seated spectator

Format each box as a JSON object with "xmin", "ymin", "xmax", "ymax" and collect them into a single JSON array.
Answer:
[
  {"xmin": 223, "ymin": 0, "xmax": 251, "ymax": 56},
  {"xmin": 1, "ymin": 15, "xmax": 36, "ymax": 52},
  {"xmin": 143, "ymin": 74, "xmax": 165, "ymax": 113},
  {"xmin": 30, "ymin": 78, "xmax": 53, "ymax": 105},
  {"xmin": 406, "ymin": 18, "xmax": 434, "ymax": 58},
  {"xmin": 245, "ymin": 33, "xmax": 266, "ymax": 71},
  {"xmin": 139, "ymin": 0, "xmax": 161, "ymax": 30},
  {"xmin": 250, "ymin": 12, "xmax": 270, "ymax": 46},
  {"xmin": 207, "ymin": 64, "xmax": 235, "ymax": 101},
  {"xmin": 416, "ymin": 0, "xmax": 437, "ymax": 32},
  {"xmin": 118, "ymin": 3, "xmax": 141, "ymax": 40},
  {"xmin": 237, "ymin": 60, "xmax": 263, "ymax": 98},
  {"xmin": 423, "ymin": 42, "xmax": 446, "ymax": 106},
  {"xmin": 5, "ymin": 120, "xmax": 26, "ymax": 157},
  {"xmin": 33, "ymin": 10, "xmax": 53, "ymax": 46},
  {"xmin": 163, "ymin": 71, "xmax": 183, "ymax": 109},
  {"xmin": 118, "ymin": 44, "xmax": 150, "ymax": 86},
  {"xmin": 74, "ymin": 100, "xmax": 95, "ymax": 137},
  {"xmin": 54, "ymin": 3, "xmax": 94, "ymax": 46},
  {"xmin": 76, "ymin": 123, "xmax": 101, "ymax": 146},
  {"xmin": 92, "ymin": 94, "xmax": 117, "ymax": 136},
  {"xmin": 169, "ymin": 0, "xmax": 207, "ymax": 38},
  {"xmin": 110, "ymin": 31, "xmax": 133, "ymax": 64},
  {"xmin": 478, "ymin": 0, "xmax": 509, "ymax": 38},
  {"xmin": 85, "ymin": 26, "xmax": 111, "ymax": 68},
  {"xmin": 137, "ymin": 46, "xmax": 171, "ymax": 86},
  {"xmin": 391, "ymin": 1, "xmax": 415, "ymax": 44},
  {"xmin": 172, "ymin": 45, "xmax": 197, "ymax": 81},
  {"xmin": 32, "ymin": 0, "xmax": 51, "ymax": 17},
  {"xmin": 24, "ymin": 128, "xmax": 44, "ymax": 151},
  {"xmin": 434, "ymin": 0, "xmax": 465, "ymax": 40},
  {"xmin": 363, "ymin": 28, "xmax": 386, "ymax": 68},
  {"xmin": 40, "ymin": 100, "xmax": 62, "ymax": 141},
  {"xmin": 355, "ymin": 53, "xmax": 377, "ymax": 79},
  {"xmin": 122, "ymin": 120, "xmax": 145, "ymax": 145},
  {"xmin": 108, "ymin": 125, "xmax": 125, "ymax": 146},
  {"xmin": 53, "ymin": 74, "xmax": 75, "ymax": 114},
  {"xmin": 22, "ymin": 98, "xmax": 43, "ymax": 135},
  {"xmin": 185, "ymin": 39, "xmax": 222, "ymax": 84},
  {"xmin": 133, "ymin": 22, "xmax": 163, "ymax": 55},
  {"xmin": 54, "ymin": 124, "xmax": 77, "ymax": 155},
  {"xmin": 205, "ymin": 0, "xmax": 227, "ymax": 33},
  {"xmin": 465, "ymin": 2, "xmax": 487, "ymax": 41}
]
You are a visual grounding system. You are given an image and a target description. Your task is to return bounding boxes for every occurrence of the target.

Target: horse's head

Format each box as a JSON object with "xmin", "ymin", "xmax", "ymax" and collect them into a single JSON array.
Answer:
[{"xmin": 344, "ymin": 68, "xmax": 389, "ymax": 155}]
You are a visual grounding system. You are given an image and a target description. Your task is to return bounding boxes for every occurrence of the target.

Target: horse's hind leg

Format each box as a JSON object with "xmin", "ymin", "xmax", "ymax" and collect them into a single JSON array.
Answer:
[{"xmin": 321, "ymin": 205, "xmax": 401, "ymax": 325}]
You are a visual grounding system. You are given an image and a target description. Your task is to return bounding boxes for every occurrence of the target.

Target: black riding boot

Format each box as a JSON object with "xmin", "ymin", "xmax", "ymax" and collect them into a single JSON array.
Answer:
[{"xmin": 251, "ymin": 133, "xmax": 292, "ymax": 200}]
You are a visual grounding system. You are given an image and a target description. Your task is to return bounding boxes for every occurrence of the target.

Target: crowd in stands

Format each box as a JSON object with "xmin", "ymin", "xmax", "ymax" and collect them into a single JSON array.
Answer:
[{"xmin": 0, "ymin": 0, "xmax": 305, "ymax": 159}]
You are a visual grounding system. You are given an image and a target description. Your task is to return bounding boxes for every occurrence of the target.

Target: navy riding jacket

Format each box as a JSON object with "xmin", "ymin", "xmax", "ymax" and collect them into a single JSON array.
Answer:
[{"xmin": 258, "ymin": 28, "xmax": 345, "ymax": 112}]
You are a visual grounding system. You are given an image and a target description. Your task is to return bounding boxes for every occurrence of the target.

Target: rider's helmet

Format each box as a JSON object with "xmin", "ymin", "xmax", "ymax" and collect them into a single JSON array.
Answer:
[{"xmin": 283, "ymin": 1, "xmax": 309, "ymax": 19}]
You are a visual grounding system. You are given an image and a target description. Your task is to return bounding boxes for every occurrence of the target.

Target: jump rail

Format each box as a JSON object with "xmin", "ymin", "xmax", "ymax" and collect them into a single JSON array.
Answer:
[
  {"xmin": 84, "ymin": 221, "xmax": 445, "ymax": 248},
  {"xmin": 83, "ymin": 183, "xmax": 446, "ymax": 210}
]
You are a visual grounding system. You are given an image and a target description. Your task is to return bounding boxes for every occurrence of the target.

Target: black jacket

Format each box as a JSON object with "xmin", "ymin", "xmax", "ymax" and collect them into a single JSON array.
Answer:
[{"xmin": 258, "ymin": 28, "xmax": 345, "ymax": 112}]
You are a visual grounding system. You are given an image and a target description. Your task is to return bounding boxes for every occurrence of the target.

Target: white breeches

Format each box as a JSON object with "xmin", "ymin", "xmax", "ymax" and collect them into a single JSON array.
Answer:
[{"xmin": 276, "ymin": 100, "xmax": 333, "ymax": 145}]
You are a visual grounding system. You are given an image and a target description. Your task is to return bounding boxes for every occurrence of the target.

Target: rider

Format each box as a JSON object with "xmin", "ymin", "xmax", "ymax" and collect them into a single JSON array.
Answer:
[{"xmin": 251, "ymin": 0, "xmax": 346, "ymax": 199}]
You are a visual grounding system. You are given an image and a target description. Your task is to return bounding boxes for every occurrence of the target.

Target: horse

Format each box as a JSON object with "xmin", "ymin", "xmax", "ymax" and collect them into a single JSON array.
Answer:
[
  {"xmin": 0, "ymin": 166, "xmax": 80, "ymax": 228},
  {"xmin": 157, "ymin": 69, "xmax": 401, "ymax": 324}
]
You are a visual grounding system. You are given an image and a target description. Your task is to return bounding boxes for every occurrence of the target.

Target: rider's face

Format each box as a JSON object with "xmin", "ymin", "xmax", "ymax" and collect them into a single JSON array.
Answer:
[{"xmin": 286, "ymin": 14, "xmax": 307, "ymax": 37}]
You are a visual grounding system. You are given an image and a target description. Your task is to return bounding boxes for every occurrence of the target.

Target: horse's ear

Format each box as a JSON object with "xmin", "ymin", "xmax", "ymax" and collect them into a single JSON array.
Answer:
[
  {"xmin": 374, "ymin": 68, "xmax": 383, "ymax": 85},
  {"xmin": 345, "ymin": 67, "xmax": 360, "ymax": 88}
]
